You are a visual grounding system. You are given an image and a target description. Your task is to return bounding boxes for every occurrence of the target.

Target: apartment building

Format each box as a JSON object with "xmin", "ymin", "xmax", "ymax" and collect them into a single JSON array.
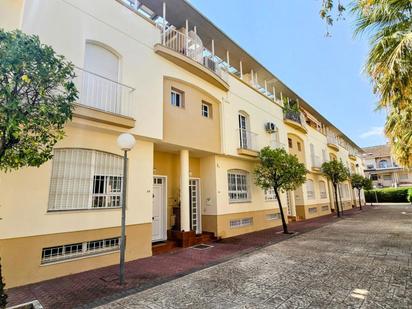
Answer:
[
  {"xmin": 0, "ymin": 0, "xmax": 365, "ymax": 288},
  {"xmin": 363, "ymin": 144, "xmax": 412, "ymax": 188}
]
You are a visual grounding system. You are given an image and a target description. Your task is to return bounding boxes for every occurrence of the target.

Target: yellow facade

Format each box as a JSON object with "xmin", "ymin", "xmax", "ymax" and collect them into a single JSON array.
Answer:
[{"xmin": 0, "ymin": 0, "xmax": 365, "ymax": 288}]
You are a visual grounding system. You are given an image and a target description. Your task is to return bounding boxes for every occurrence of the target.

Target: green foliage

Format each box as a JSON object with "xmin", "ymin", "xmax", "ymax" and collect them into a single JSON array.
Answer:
[
  {"xmin": 365, "ymin": 187, "xmax": 412, "ymax": 203},
  {"xmin": 0, "ymin": 259, "xmax": 7, "ymax": 309},
  {"xmin": 254, "ymin": 146, "xmax": 307, "ymax": 193},
  {"xmin": 0, "ymin": 29, "xmax": 78, "ymax": 172},
  {"xmin": 350, "ymin": 174, "xmax": 365, "ymax": 190},
  {"xmin": 363, "ymin": 177, "xmax": 373, "ymax": 191},
  {"xmin": 321, "ymin": 160, "xmax": 349, "ymax": 185}
]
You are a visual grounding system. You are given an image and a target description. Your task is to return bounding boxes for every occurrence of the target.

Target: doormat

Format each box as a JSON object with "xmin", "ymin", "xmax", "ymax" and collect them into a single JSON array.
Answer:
[{"xmin": 191, "ymin": 244, "xmax": 213, "ymax": 250}]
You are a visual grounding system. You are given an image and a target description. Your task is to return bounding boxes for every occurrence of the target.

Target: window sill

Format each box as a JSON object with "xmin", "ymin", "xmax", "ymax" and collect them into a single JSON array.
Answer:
[
  {"xmin": 229, "ymin": 200, "xmax": 252, "ymax": 204},
  {"xmin": 47, "ymin": 207, "xmax": 122, "ymax": 213},
  {"xmin": 40, "ymin": 249, "xmax": 119, "ymax": 266}
]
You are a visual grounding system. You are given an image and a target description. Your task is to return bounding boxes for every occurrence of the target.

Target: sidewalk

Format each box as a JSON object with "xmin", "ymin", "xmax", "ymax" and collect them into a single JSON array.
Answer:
[{"xmin": 6, "ymin": 207, "xmax": 368, "ymax": 309}]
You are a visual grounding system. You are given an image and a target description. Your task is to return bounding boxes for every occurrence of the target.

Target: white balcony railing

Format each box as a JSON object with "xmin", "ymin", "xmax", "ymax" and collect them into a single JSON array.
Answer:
[
  {"xmin": 75, "ymin": 67, "xmax": 135, "ymax": 118},
  {"xmin": 238, "ymin": 129, "xmax": 259, "ymax": 152},
  {"xmin": 160, "ymin": 28, "xmax": 228, "ymax": 82},
  {"xmin": 270, "ymin": 140, "xmax": 286, "ymax": 150}
]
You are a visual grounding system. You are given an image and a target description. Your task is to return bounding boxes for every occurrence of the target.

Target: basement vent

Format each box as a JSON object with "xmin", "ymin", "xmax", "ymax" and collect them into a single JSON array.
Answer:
[{"xmin": 321, "ymin": 205, "xmax": 330, "ymax": 211}]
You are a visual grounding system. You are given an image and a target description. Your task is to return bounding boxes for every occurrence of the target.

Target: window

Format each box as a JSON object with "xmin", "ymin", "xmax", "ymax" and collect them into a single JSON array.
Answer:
[
  {"xmin": 230, "ymin": 217, "xmax": 253, "ymax": 228},
  {"xmin": 264, "ymin": 188, "xmax": 278, "ymax": 203},
  {"xmin": 171, "ymin": 88, "xmax": 184, "ymax": 108},
  {"xmin": 371, "ymin": 174, "xmax": 378, "ymax": 181},
  {"xmin": 321, "ymin": 205, "xmax": 329, "ymax": 211},
  {"xmin": 41, "ymin": 237, "xmax": 120, "ymax": 264},
  {"xmin": 379, "ymin": 160, "xmax": 388, "ymax": 168},
  {"xmin": 297, "ymin": 142, "xmax": 302, "ymax": 151},
  {"xmin": 306, "ymin": 180, "xmax": 315, "ymax": 200},
  {"xmin": 308, "ymin": 207, "xmax": 317, "ymax": 213},
  {"xmin": 383, "ymin": 175, "xmax": 392, "ymax": 181},
  {"xmin": 400, "ymin": 173, "xmax": 409, "ymax": 180},
  {"xmin": 319, "ymin": 181, "xmax": 327, "ymax": 199},
  {"xmin": 48, "ymin": 149, "xmax": 123, "ymax": 211},
  {"xmin": 288, "ymin": 138, "xmax": 293, "ymax": 148},
  {"xmin": 238, "ymin": 113, "xmax": 250, "ymax": 149},
  {"xmin": 201, "ymin": 102, "xmax": 212, "ymax": 118},
  {"xmin": 227, "ymin": 170, "xmax": 250, "ymax": 202},
  {"xmin": 266, "ymin": 213, "xmax": 281, "ymax": 221}
]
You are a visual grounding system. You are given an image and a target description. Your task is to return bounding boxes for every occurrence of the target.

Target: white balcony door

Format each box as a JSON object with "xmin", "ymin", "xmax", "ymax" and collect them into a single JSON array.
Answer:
[
  {"xmin": 152, "ymin": 177, "xmax": 166, "ymax": 242},
  {"xmin": 239, "ymin": 113, "xmax": 249, "ymax": 149},
  {"xmin": 83, "ymin": 42, "xmax": 120, "ymax": 114}
]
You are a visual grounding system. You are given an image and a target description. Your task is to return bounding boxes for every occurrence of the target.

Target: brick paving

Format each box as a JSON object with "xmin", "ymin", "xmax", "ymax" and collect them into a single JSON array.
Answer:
[
  {"xmin": 100, "ymin": 204, "xmax": 412, "ymax": 309},
  {"xmin": 7, "ymin": 207, "xmax": 370, "ymax": 308}
]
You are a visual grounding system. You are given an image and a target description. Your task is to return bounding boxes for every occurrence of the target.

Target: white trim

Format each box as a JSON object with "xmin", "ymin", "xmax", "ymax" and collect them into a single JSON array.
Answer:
[
  {"xmin": 189, "ymin": 177, "xmax": 202, "ymax": 234},
  {"xmin": 153, "ymin": 175, "xmax": 167, "ymax": 242}
]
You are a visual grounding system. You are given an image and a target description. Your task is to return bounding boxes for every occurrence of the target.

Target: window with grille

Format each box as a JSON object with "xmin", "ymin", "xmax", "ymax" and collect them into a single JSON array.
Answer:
[
  {"xmin": 264, "ymin": 188, "xmax": 278, "ymax": 204},
  {"xmin": 41, "ymin": 237, "xmax": 120, "ymax": 264},
  {"xmin": 229, "ymin": 217, "xmax": 253, "ymax": 228},
  {"xmin": 308, "ymin": 207, "xmax": 317, "ymax": 213},
  {"xmin": 227, "ymin": 170, "xmax": 250, "ymax": 202},
  {"xmin": 319, "ymin": 181, "xmax": 327, "ymax": 199},
  {"xmin": 306, "ymin": 180, "xmax": 315, "ymax": 200},
  {"xmin": 266, "ymin": 213, "xmax": 281, "ymax": 221},
  {"xmin": 321, "ymin": 205, "xmax": 329, "ymax": 211},
  {"xmin": 201, "ymin": 101, "xmax": 212, "ymax": 118},
  {"xmin": 171, "ymin": 88, "xmax": 184, "ymax": 108},
  {"xmin": 48, "ymin": 149, "xmax": 123, "ymax": 211}
]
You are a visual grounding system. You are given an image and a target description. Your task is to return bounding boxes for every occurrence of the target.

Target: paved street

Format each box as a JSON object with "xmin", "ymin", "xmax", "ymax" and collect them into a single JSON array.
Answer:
[{"xmin": 99, "ymin": 205, "xmax": 412, "ymax": 309}]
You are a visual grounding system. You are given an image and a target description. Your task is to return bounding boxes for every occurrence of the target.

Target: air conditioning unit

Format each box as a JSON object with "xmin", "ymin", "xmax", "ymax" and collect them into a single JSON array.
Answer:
[{"xmin": 265, "ymin": 122, "xmax": 277, "ymax": 133}]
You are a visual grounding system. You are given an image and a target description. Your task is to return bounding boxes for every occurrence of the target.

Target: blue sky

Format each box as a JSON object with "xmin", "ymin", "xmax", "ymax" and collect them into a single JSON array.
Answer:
[{"xmin": 188, "ymin": 0, "xmax": 386, "ymax": 147}]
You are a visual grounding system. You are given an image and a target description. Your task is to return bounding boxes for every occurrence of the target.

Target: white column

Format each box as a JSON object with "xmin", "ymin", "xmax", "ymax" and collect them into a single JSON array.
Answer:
[
  {"xmin": 162, "ymin": 2, "xmax": 166, "ymax": 44},
  {"xmin": 239, "ymin": 61, "xmax": 243, "ymax": 79},
  {"xmin": 180, "ymin": 149, "xmax": 190, "ymax": 232},
  {"xmin": 185, "ymin": 20, "xmax": 189, "ymax": 56},
  {"xmin": 211, "ymin": 39, "xmax": 215, "ymax": 56}
]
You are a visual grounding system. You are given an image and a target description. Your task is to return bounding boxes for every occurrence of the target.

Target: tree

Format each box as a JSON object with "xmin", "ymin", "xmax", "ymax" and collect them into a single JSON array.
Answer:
[
  {"xmin": 0, "ymin": 29, "xmax": 78, "ymax": 172},
  {"xmin": 254, "ymin": 146, "xmax": 307, "ymax": 234},
  {"xmin": 0, "ymin": 259, "xmax": 6, "ymax": 309},
  {"xmin": 351, "ymin": 174, "xmax": 369, "ymax": 210},
  {"xmin": 321, "ymin": 160, "xmax": 349, "ymax": 217},
  {"xmin": 319, "ymin": 1, "xmax": 412, "ymax": 167}
]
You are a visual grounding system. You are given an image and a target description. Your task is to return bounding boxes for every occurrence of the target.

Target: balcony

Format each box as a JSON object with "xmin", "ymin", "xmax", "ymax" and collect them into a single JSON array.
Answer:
[
  {"xmin": 326, "ymin": 135, "xmax": 339, "ymax": 151},
  {"xmin": 154, "ymin": 28, "xmax": 229, "ymax": 91},
  {"xmin": 270, "ymin": 140, "xmax": 286, "ymax": 150},
  {"xmin": 73, "ymin": 67, "xmax": 135, "ymax": 128},
  {"xmin": 237, "ymin": 129, "xmax": 259, "ymax": 157},
  {"xmin": 348, "ymin": 152, "xmax": 357, "ymax": 161},
  {"xmin": 283, "ymin": 110, "xmax": 307, "ymax": 134},
  {"xmin": 311, "ymin": 155, "xmax": 322, "ymax": 172}
]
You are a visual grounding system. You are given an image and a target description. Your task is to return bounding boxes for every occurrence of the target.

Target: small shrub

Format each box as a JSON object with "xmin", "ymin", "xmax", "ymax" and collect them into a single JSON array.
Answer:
[{"xmin": 365, "ymin": 187, "xmax": 412, "ymax": 203}]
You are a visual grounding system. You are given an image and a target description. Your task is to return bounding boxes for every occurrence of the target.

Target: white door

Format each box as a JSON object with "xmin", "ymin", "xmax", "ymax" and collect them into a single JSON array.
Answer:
[
  {"xmin": 189, "ymin": 179, "xmax": 201, "ymax": 235},
  {"xmin": 152, "ymin": 177, "xmax": 166, "ymax": 242}
]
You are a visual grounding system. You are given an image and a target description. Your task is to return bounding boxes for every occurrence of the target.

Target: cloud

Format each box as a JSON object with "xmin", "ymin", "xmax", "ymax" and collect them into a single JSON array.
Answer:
[{"xmin": 360, "ymin": 126, "xmax": 384, "ymax": 139}]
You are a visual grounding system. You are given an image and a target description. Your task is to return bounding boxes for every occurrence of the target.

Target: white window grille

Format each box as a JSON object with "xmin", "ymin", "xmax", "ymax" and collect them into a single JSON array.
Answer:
[
  {"xmin": 230, "ymin": 217, "xmax": 253, "ymax": 228},
  {"xmin": 264, "ymin": 188, "xmax": 278, "ymax": 203},
  {"xmin": 319, "ymin": 181, "xmax": 327, "ymax": 199},
  {"xmin": 41, "ymin": 237, "xmax": 120, "ymax": 264},
  {"xmin": 171, "ymin": 88, "xmax": 184, "ymax": 108},
  {"xmin": 306, "ymin": 180, "xmax": 315, "ymax": 200},
  {"xmin": 266, "ymin": 213, "xmax": 281, "ymax": 221},
  {"xmin": 228, "ymin": 170, "xmax": 250, "ymax": 202},
  {"xmin": 48, "ymin": 149, "xmax": 123, "ymax": 211}
]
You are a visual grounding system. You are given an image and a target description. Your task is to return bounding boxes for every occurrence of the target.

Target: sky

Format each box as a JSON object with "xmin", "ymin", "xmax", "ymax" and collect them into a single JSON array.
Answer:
[{"xmin": 188, "ymin": 0, "xmax": 387, "ymax": 148}]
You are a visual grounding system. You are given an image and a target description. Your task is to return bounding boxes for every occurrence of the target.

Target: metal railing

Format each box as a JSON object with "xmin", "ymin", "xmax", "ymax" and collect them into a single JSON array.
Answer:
[
  {"xmin": 327, "ymin": 134, "xmax": 339, "ymax": 146},
  {"xmin": 238, "ymin": 128, "xmax": 258, "ymax": 151},
  {"xmin": 270, "ymin": 140, "xmax": 286, "ymax": 150},
  {"xmin": 283, "ymin": 110, "xmax": 302, "ymax": 124},
  {"xmin": 160, "ymin": 28, "xmax": 228, "ymax": 82},
  {"xmin": 74, "ymin": 67, "xmax": 135, "ymax": 118}
]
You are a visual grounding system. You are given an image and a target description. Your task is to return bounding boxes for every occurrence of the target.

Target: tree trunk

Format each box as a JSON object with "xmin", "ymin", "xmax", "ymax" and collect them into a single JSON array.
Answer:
[
  {"xmin": 275, "ymin": 187, "xmax": 289, "ymax": 234},
  {"xmin": 358, "ymin": 189, "xmax": 362, "ymax": 210},
  {"xmin": 334, "ymin": 184, "xmax": 340, "ymax": 218}
]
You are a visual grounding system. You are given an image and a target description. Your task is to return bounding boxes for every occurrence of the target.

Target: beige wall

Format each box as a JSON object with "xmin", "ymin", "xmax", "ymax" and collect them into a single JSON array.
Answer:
[
  {"xmin": 0, "ymin": 223, "xmax": 151, "ymax": 288},
  {"xmin": 0, "ymin": 0, "xmax": 24, "ymax": 31},
  {"xmin": 295, "ymin": 203, "xmax": 331, "ymax": 220},
  {"xmin": 0, "ymin": 124, "xmax": 154, "ymax": 239},
  {"xmin": 287, "ymin": 133, "xmax": 306, "ymax": 165},
  {"xmin": 163, "ymin": 78, "xmax": 221, "ymax": 153},
  {"xmin": 203, "ymin": 208, "xmax": 285, "ymax": 238}
]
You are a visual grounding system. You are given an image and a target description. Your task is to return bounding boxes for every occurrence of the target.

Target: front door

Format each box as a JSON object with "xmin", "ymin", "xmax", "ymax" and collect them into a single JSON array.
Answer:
[
  {"xmin": 238, "ymin": 114, "xmax": 248, "ymax": 149},
  {"xmin": 152, "ymin": 177, "xmax": 166, "ymax": 242},
  {"xmin": 189, "ymin": 179, "xmax": 201, "ymax": 235}
]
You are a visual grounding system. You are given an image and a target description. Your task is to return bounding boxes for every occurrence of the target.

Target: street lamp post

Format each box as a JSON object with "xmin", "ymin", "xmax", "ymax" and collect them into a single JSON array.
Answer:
[{"xmin": 117, "ymin": 133, "xmax": 136, "ymax": 285}]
